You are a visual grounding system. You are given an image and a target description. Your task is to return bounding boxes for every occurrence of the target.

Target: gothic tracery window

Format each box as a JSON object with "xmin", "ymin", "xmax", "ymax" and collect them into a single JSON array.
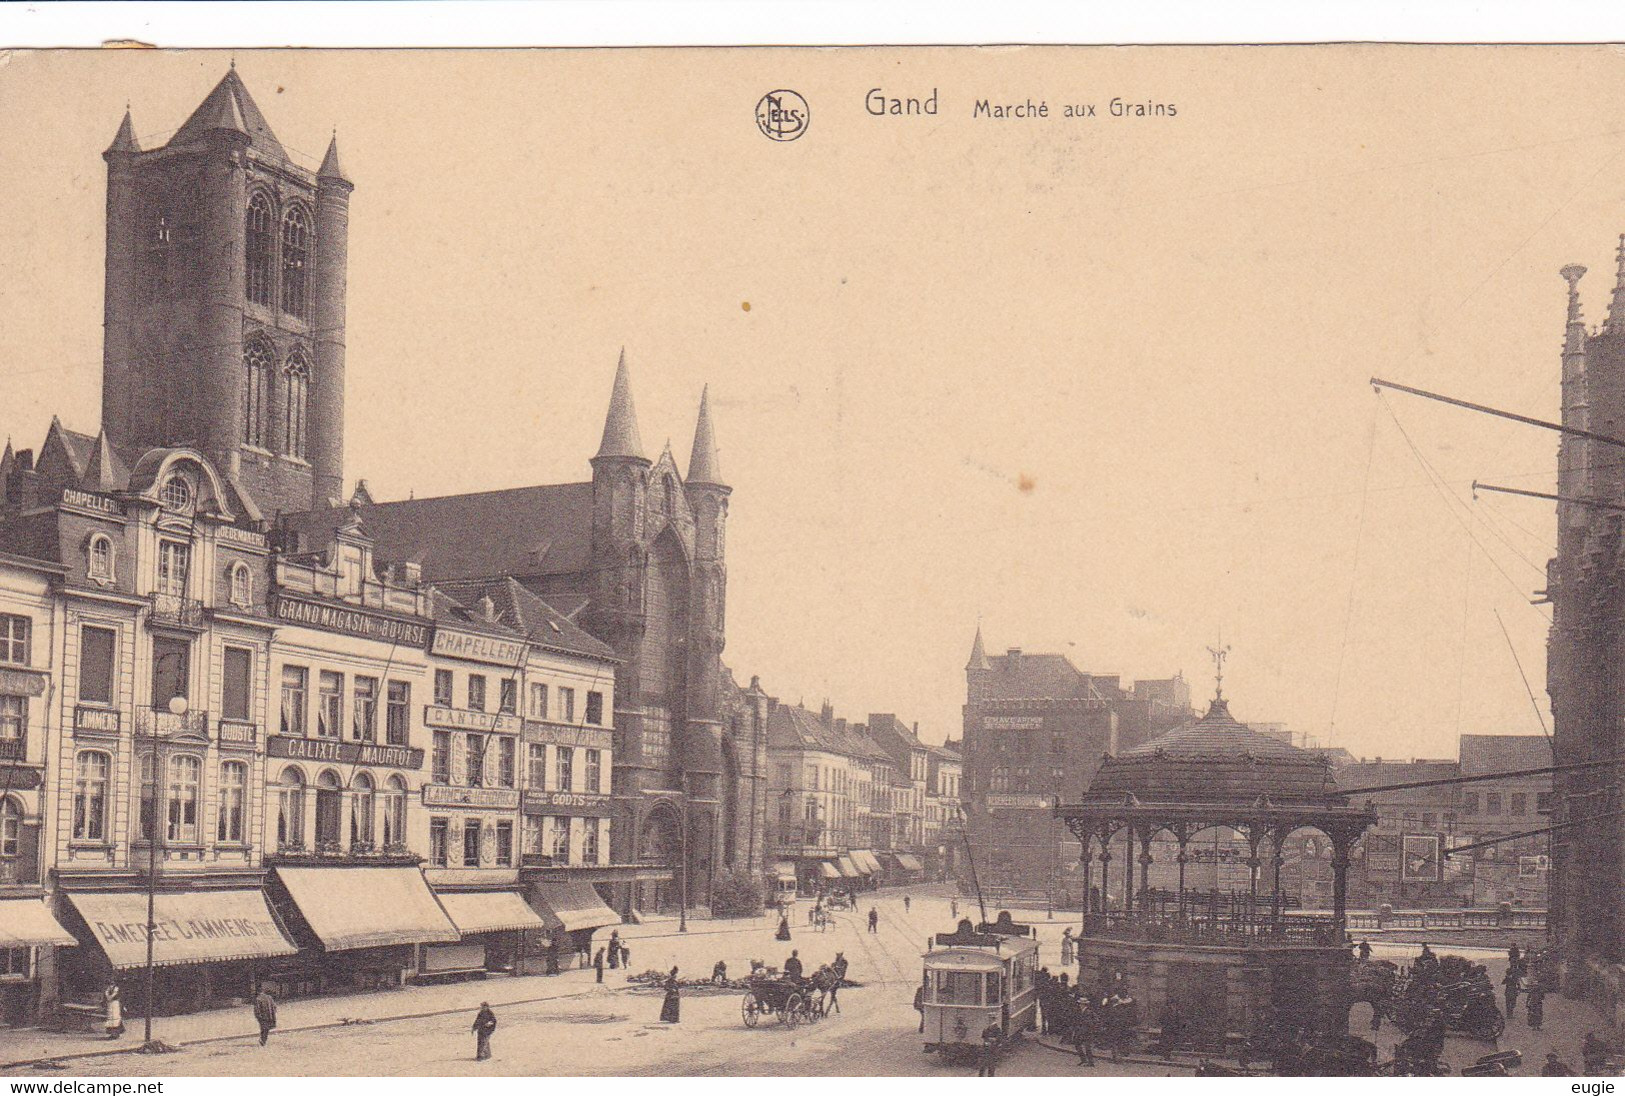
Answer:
[
  {"xmin": 246, "ymin": 192, "xmax": 274, "ymax": 308},
  {"xmin": 283, "ymin": 348, "xmax": 310, "ymax": 459},
  {"xmin": 279, "ymin": 205, "xmax": 312, "ymax": 320},
  {"xmin": 244, "ymin": 338, "xmax": 273, "ymax": 448}
]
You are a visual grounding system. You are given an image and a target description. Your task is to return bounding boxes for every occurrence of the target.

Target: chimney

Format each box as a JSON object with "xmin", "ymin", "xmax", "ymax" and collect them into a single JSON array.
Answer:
[{"xmin": 477, "ymin": 595, "xmax": 496, "ymax": 621}]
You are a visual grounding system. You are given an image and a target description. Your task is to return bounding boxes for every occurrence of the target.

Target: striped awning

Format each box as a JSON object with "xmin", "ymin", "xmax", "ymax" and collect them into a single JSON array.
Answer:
[
  {"xmin": 276, "ymin": 866, "xmax": 459, "ymax": 951},
  {"xmin": 819, "ymin": 861, "xmax": 841, "ymax": 880},
  {"xmin": 851, "ymin": 850, "xmax": 883, "ymax": 874},
  {"xmin": 773, "ymin": 861, "xmax": 798, "ymax": 882},
  {"xmin": 836, "ymin": 855, "xmax": 862, "ymax": 878},
  {"xmin": 894, "ymin": 853, "xmax": 925, "ymax": 872},
  {"xmin": 529, "ymin": 880, "xmax": 621, "ymax": 934},
  {"xmin": 435, "ymin": 890, "xmax": 548, "ymax": 936}
]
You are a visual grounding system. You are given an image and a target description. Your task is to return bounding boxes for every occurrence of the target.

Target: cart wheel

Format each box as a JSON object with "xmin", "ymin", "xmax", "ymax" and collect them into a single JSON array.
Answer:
[
  {"xmin": 785, "ymin": 993, "xmax": 804, "ymax": 1027},
  {"xmin": 742, "ymin": 993, "xmax": 760, "ymax": 1028}
]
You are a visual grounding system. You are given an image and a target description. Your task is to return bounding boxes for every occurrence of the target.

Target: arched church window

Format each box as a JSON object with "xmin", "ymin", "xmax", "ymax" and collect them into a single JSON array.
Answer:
[
  {"xmin": 243, "ymin": 338, "xmax": 273, "ymax": 448},
  {"xmin": 246, "ymin": 193, "xmax": 274, "ymax": 308},
  {"xmin": 279, "ymin": 205, "xmax": 312, "ymax": 320},
  {"xmin": 283, "ymin": 349, "xmax": 310, "ymax": 459}
]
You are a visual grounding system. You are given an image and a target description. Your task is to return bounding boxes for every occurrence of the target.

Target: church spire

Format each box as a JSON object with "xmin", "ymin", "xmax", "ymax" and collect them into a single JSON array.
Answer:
[
  {"xmin": 1607, "ymin": 237, "xmax": 1625, "ymax": 335},
  {"xmin": 595, "ymin": 349, "xmax": 646, "ymax": 461},
  {"xmin": 104, "ymin": 109, "xmax": 140, "ymax": 156},
  {"xmin": 966, "ymin": 624, "xmax": 990, "ymax": 671},
  {"xmin": 318, "ymin": 132, "xmax": 351, "ymax": 185},
  {"xmin": 686, "ymin": 385, "xmax": 726, "ymax": 486},
  {"xmin": 1563, "ymin": 263, "xmax": 1588, "ymax": 355}
]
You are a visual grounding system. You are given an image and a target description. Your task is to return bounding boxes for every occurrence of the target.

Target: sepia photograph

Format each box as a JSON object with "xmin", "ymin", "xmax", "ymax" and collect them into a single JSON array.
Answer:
[{"xmin": 0, "ymin": 31, "xmax": 1623, "ymax": 1079}]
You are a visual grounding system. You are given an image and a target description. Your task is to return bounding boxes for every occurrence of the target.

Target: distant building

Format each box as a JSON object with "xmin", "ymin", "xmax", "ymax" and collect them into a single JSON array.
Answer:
[
  {"xmin": 924, "ymin": 741, "xmax": 963, "ymax": 882},
  {"xmin": 961, "ymin": 628, "xmax": 1191, "ymax": 903}
]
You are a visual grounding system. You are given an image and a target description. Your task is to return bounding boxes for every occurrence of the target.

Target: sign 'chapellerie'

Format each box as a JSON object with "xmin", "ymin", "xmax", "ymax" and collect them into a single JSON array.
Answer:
[{"xmin": 430, "ymin": 627, "xmax": 527, "ymax": 666}]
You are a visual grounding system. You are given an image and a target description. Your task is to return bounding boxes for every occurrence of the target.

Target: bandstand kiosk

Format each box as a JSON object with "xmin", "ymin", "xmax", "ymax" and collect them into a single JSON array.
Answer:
[{"xmin": 1056, "ymin": 686, "xmax": 1375, "ymax": 1043}]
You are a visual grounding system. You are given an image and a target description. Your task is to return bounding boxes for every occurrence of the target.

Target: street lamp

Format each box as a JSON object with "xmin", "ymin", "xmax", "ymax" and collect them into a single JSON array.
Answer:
[
  {"xmin": 141, "ymin": 695, "xmax": 185, "ymax": 1048},
  {"xmin": 678, "ymin": 806, "xmax": 688, "ymax": 934}
]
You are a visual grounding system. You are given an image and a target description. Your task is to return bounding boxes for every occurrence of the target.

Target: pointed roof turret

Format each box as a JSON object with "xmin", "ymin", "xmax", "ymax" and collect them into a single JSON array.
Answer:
[
  {"xmin": 1563, "ymin": 264, "xmax": 1589, "ymax": 355},
  {"xmin": 594, "ymin": 349, "xmax": 647, "ymax": 461},
  {"xmin": 81, "ymin": 430, "xmax": 129, "ymax": 493},
  {"xmin": 104, "ymin": 109, "xmax": 140, "ymax": 156},
  {"xmin": 1606, "ymin": 236, "xmax": 1625, "ymax": 335},
  {"xmin": 966, "ymin": 625, "xmax": 990, "ymax": 671},
  {"xmin": 170, "ymin": 69, "xmax": 286, "ymax": 159},
  {"xmin": 687, "ymin": 385, "xmax": 727, "ymax": 487},
  {"xmin": 318, "ymin": 132, "xmax": 352, "ymax": 186}
]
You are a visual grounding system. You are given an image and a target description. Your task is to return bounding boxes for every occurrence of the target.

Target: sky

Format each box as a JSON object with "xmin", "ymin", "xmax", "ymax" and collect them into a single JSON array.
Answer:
[{"xmin": 1, "ymin": 45, "xmax": 1620, "ymax": 759}]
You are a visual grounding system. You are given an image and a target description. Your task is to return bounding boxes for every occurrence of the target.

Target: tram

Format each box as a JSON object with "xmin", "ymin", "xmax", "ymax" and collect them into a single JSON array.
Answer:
[{"xmin": 920, "ymin": 912, "xmax": 1040, "ymax": 1056}]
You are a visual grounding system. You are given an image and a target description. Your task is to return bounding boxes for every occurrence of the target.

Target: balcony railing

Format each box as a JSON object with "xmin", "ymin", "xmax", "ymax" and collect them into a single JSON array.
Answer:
[
  {"xmin": 0, "ymin": 735, "xmax": 22, "ymax": 761},
  {"xmin": 148, "ymin": 591, "xmax": 206, "ymax": 627},
  {"xmin": 136, "ymin": 707, "xmax": 210, "ymax": 739},
  {"xmin": 1081, "ymin": 909, "xmax": 1344, "ymax": 948}
]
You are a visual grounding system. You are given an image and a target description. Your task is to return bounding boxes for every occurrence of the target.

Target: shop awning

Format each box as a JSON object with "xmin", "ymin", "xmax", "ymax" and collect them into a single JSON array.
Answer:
[
  {"xmin": 851, "ymin": 850, "xmax": 883, "ymax": 874},
  {"xmin": 0, "ymin": 898, "xmax": 77, "ymax": 948},
  {"xmin": 529, "ymin": 880, "xmax": 621, "ymax": 934},
  {"xmin": 836, "ymin": 855, "xmax": 862, "ymax": 878},
  {"xmin": 436, "ymin": 890, "xmax": 548, "ymax": 936},
  {"xmin": 894, "ymin": 853, "xmax": 925, "ymax": 872},
  {"xmin": 818, "ymin": 861, "xmax": 841, "ymax": 880},
  {"xmin": 773, "ymin": 861, "xmax": 797, "ymax": 882},
  {"xmin": 275, "ymin": 867, "xmax": 458, "ymax": 951},
  {"xmin": 65, "ymin": 889, "xmax": 296, "ymax": 969}
]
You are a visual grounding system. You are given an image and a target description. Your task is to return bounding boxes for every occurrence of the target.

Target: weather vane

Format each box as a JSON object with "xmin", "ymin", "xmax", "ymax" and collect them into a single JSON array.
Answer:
[{"xmin": 1207, "ymin": 640, "xmax": 1231, "ymax": 701}]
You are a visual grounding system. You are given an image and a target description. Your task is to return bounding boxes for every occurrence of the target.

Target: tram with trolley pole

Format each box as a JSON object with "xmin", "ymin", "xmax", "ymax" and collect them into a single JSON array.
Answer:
[{"xmin": 919, "ymin": 911, "xmax": 1040, "ymax": 1058}]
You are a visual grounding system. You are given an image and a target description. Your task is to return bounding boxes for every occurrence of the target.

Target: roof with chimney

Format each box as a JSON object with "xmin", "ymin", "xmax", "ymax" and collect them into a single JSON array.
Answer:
[
  {"xmin": 768, "ymin": 703, "xmax": 890, "ymax": 763},
  {"xmin": 435, "ymin": 575, "xmax": 615, "ymax": 662}
]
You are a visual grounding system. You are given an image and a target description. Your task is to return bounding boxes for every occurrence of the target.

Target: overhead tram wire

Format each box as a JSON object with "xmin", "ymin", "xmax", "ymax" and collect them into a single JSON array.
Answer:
[
  {"xmin": 1494, "ymin": 607, "xmax": 1554, "ymax": 744},
  {"xmin": 1327, "ymin": 398, "xmax": 1379, "ymax": 746}
]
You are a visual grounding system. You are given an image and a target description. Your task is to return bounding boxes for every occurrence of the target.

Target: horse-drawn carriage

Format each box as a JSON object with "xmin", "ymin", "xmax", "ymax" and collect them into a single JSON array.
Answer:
[{"xmin": 741, "ymin": 968, "xmax": 837, "ymax": 1028}]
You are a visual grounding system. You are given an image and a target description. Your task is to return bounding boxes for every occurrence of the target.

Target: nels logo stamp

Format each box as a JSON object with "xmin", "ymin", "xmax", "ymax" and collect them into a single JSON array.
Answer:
[{"xmin": 755, "ymin": 90, "xmax": 809, "ymax": 142}]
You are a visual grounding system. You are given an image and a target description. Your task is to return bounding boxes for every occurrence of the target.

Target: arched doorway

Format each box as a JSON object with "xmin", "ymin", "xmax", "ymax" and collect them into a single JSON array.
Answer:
[{"xmin": 637, "ymin": 800, "xmax": 683, "ymax": 914}]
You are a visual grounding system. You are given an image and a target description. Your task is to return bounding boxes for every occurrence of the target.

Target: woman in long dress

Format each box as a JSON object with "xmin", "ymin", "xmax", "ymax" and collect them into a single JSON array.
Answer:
[
  {"xmin": 103, "ymin": 984, "xmax": 123, "ymax": 1040},
  {"xmin": 775, "ymin": 914, "xmax": 792, "ymax": 941},
  {"xmin": 660, "ymin": 967, "xmax": 681, "ymax": 1023}
]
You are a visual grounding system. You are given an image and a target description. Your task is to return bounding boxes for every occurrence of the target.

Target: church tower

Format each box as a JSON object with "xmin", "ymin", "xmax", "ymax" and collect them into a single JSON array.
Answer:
[{"xmin": 101, "ymin": 68, "xmax": 351, "ymax": 514}]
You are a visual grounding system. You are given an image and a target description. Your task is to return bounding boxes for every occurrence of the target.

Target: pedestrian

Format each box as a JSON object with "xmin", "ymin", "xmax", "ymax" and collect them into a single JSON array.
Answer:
[
  {"xmin": 825, "ymin": 968, "xmax": 842, "ymax": 1015},
  {"xmin": 776, "ymin": 912, "xmax": 792, "ymax": 941},
  {"xmin": 1060, "ymin": 927, "xmax": 1074, "ymax": 966},
  {"xmin": 1526, "ymin": 981, "xmax": 1545, "ymax": 1030},
  {"xmin": 1072, "ymin": 1001, "xmax": 1096, "ymax": 1067},
  {"xmin": 868, "ymin": 907, "xmax": 879, "ymax": 933},
  {"xmin": 712, "ymin": 960, "xmax": 728, "ymax": 985},
  {"xmin": 784, "ymin": 949, "xmax": 803, "ymax": 981},
  {"xmin": 951, "ymin": 898, "xmax": 959, "ymax": 920},
  {"xmin": 807, "ymin": 902, "xmax": 816, "ymax": 925},
  {"xmin": 1502, "ymin": 966, "xmax": 1522, "ymax": 1019},
  {"xmin": 472, "ymin": 1002, "xmax": 497, "ymax": 1061},
  {"xmin": 252, "ymin": 986, "xmax": 276, "ymax": 1046},
  {"xmin": 1543, "ymin": 1052, "xmax": 1575, "ymax": 1077},
  {"xmin": 102, "ymin": 984, "xmax": 123, "ymax": 1041},
  {"xmin": 978, "ymin": 1019, "xmax": 1002, "ymax": 1076},
  {"xmin": 1582, "ymin": 1032, "xmax": 1608, "ymax": 1075},
  {"xmin": 607, "ymin": 930, "xmax": 620, "ymax": 969},
  {"xmin": 660, "ymin": 967, "xmax": 681, "ymax": 1023},
  {"xmin": 914, "ymin": 982, "xmax": 926, "ymax": 1034},
  {"xmin": 1508, "ymin": 944, "xmax": 1526, "ymax": 979},
  {"xmin": 620, "ymin": 941, "xmax": 631, "ymax": 969},
  {"xmin": 594, "ymin": 947, "xmax": 605, "ymax": 984},
  {"xmin": 1357, "ymin": 939, "xmax": 1371, "ymax": 961},
  {"xmin": 904, "ymin": 894, "xmax": 911, "ymax": 913}
]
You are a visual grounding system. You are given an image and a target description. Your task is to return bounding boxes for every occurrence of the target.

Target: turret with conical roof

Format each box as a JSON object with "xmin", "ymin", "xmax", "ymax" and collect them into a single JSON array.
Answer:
[
  {"xmin": 595, "ymin": 350, "xmax": 647, "ymax": 462},
  {"xmin": 967, "ymin": 624, "xmax": 990, "ymax": 671},
  {"xmin": 686, "ymin": 385, "xmax": 725, "ymax": 487},
  {"xmin": 318, "ymin": 132, "xmax": 351, "ymax": 186},
  {"xmin": 168, "ymin": 67, "xmax": 285, "ymax": 159},
  {"xmin": 104, "ymin": 110, "xmax": 140, "ymax": 157}
]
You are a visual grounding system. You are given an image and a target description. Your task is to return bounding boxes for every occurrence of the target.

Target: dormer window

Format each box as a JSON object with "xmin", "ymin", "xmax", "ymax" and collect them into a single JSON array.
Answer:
[
  {"xmin": 160, "ymin": 475, "xmax": 192, "ymax": 512},
  {"xmin": 87, "ymin": 534, "xmax": 116, "ymax": 584}
]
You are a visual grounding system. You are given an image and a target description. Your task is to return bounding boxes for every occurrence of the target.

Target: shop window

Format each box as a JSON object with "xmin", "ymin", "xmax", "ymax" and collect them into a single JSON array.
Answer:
[
  {"xmin": 529, "ymin": 682, "xmax": 548, "ymax": 720},
  {"xmin": 0, "ymin": 947, "xmax": 28, "ymax": 978},
  {"xmin": 382, "ymin": 776, "xmax": 407, "ymax": 848},
  {"xmin": 150, "ymin": 636, "xmax": 189, "ymax": 710},
  {"xmin": 429, "ymin": 817, "xmax": 449, "ymax": 867},
  {"xmin": 0, "ymin": 615, "xmax": 30, "ymax": 666},
  {"xmin": 88, "ymin": 535, "xmax": 116, "ymax": 583},
  {"xmin": 498, "ymin": 737, "xmax": 516, "ymax": 788},
  {"xmin": 434, "ymin": 669, "xmax": 453, "ymax": 708},
  {"xmin": 463, "ymin": 819, "xmax": 481, "ymax": 867},
  {"xmin": 586, "ymin": 691, "xmax": 604, "ymax": 726},
  {"xmin": 468, "ymin": 674, "xmax": 486, "ymax": 712},
  {"xmin": 280, "ymin": 665, "xmax": 308, "ymax": 736},
  {"xmin": 166, "ymin": 755, "xmax": 201, "ymax": 843},
  {"xmin": 432, "ymin": 731, "xmax": 451, "ymax": 783},
  {"xmin": 582, "ymin": 820, "xmax": 600, "ymax": 864},
  {"xmin": 222, "ymin": 646, "xmax": 253, "ymax": 723},
  {"xmin": 278, "ymin": 767, "xmax": 307, "ymax": 850},
  {"xmin": 528, "ymin": 744, "xmax": 547, "ymax": 789},
  {"xmin": 352, "ymin": 676, "xmax": 378, "ymax": 743},
  {"xmin": 217, "ymin": 761, "xmax": 246, "ymax": 843},
  {"xmin": 560, "ymin": 687, "xmax": 575, "ymax": 722},
  {"xmin": 72, "ymin": 750, "xmax": 110, "ymax": 841},
  {"xmin": 386, "ymin": 681, "xmax": 410, "ymax": 745},
  {"xmin": 495, "ymin": 821, "xmax": 514, "ymax": 866},
  {"xmin": 557, "ymin": 747, "xmax": 574, "ymax": 793},
  {"xmin": 499, "ymin": 679, "xmax": 517, "ymax": 715},
  {"xmin": 317, "ymin": 671, "xmax": 342, "ymax": 739},
  {"xmin": 585, "ymin": 749, "xmax": 602, "ymax": 794},
  {"xmin": 552, "ymin": 817, "xmax": 571, "ymax": 864},
  {"xmin": 351, "ymin": 773, "xmax": 375, "ymax": 847}
]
